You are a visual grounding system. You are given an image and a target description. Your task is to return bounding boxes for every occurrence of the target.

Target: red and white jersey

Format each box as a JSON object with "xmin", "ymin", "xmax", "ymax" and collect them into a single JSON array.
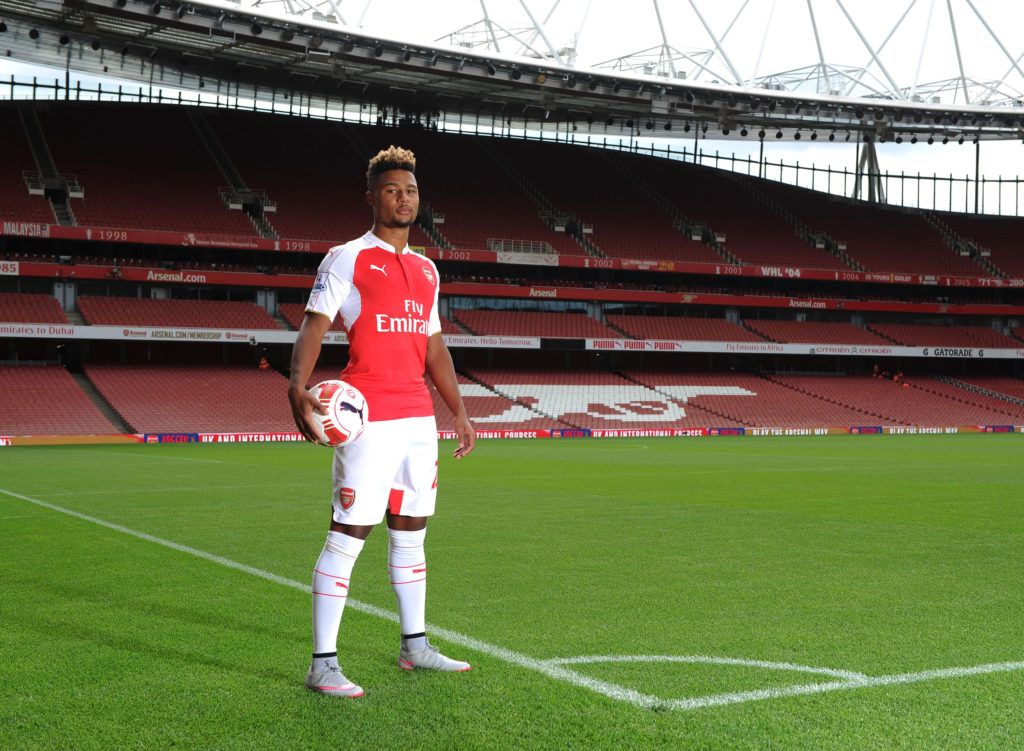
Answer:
[{"xmin": 306, "ymin": 232, "xmax": 441, "ymax": 422}]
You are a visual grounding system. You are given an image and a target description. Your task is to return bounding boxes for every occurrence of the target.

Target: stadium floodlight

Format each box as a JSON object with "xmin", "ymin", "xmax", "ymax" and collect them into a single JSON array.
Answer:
[
  {"xmin": 757, "ymin": 129, "xmax": 765, "ymax": 138},
  {"xmin": 828, "ymin": 131, "xmax": 835, "ymax": 141},
  {"xmin": 510, "ymin": 67, "xmax": 521, "ymax": 80},
  {"xmin": 486, "ymin": 63, "xmax": 496, "ymax": 75},
  {"xmin": 927, "ymin": 136, "xmax": 934, "ymax": 144},
  {"xmin": 749, "ymin": 97, "xmax": 761, "ymax": 110},
  {"xmin": 281, "ymin": 28, "xmax": 294, "ymax": 42},
  {"xmin": 403, "ymin": 50, "xmax": 412, "ymax": 62},
  {"xmin": 958, "ymin": 135, "xmax": 964, "ymax": 144},
  {"xmin": 310, "ymin": 34, "xmax": 323, "ymax": 48},
  {"xmin": 775, "ymin": 130, "xmax": 783, "ymax": 138},
  {"xmin": 373, "ymin": 44, "xmax": 383, "ymax": 57},
  {"xmin": 645, "ymin": 120, "xmax": 654, "ymax": 130},
  {"xmin": 942, "ymin": 136, "xmax": 949, "ymax": 144},
  {"xmin": 215, "ymin": 12, "xmax": 225, "ymax": 28},
  {"xmin": 428, "ymin": 52, "xmax": 438, "ymax": 65},
  {"xmin": 250, "ymin": 22, "xmax": 262, "ymax": 35},
  {"xmin": 740, "ymin": 127, "xmax": 748, "ymax": 136},
  {"xmin": 895, "ymin": 135, "xmax": 903, "ymax": 143},
  {"xmin": 150, "ymin": 1, "xmax": 160, "ymax": 15},
  {"xmin": 911, "ymin": 135, "xmax": 918, "ymax": 143},
  {"xmin": 612, "ymin": 82, "xmax": 621, "ymax": 93},
  {"xmin": 175, "ymin": 4, "xmax": 186, "ymax": 18},
  {"xmin": 0, "ymin": 22, "xmax": 6, "ymax": 33},
  {"xmin": 664, "ymin": 122, "xmax": 671, "ymax": 131},
  {"xmin": 794, "ymin": 131, "xmax": 801, "ymax": 140},
  {"xmin": 91, "ymin": 39, "xmax": 100, "ymax": 50},
  {"xmin": 29, "ymin": 28, "xmax": 39, "ymax": 39},
  {"xmin": 810, "ymin": 131, "xmax": 818, "ymax": 140},
  {"xmin": 341, "ymin": 39, "xmax": 354, "ymax": 52},
  {"xmin": 588, "ymin": 79, "xmax": 597, "ymax": 91}
]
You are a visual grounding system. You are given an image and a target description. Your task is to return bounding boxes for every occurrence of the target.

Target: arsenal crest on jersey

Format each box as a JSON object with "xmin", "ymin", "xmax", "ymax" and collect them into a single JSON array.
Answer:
[{"xmin": 422, "ymin": 266, "xmax": 435, "ymax": 285}]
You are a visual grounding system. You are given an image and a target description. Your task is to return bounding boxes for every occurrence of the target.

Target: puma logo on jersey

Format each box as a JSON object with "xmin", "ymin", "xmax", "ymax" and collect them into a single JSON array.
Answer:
[{"xmin": 370, "ymin": 264, "xmax": 388, "ymax": 276}]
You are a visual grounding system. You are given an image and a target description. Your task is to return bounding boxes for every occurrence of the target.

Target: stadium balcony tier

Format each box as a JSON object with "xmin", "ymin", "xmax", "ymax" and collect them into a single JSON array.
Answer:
[
  {"xmin": 77, "ymin": 296, "xmax": 281, "ymax": 329},
  {"xmin": 38, "ymin": 106, "xmax": 258, "ymax": 236},
  {"xmin": 0, "ymin": 109, "xmax": 56, "ymax": 225},
  {"xmin": 492, "ymin": 140, "xmax": 726, "ymax": 262},
  {"xmin": 85, "ymin": 363, "xmax": 296, "ymax": 433},
  {"xmin": 606, "ymin": 315, "xmax": 765, "ymax": 341},
  {"xmin": 867, "ymin": 323, "xmax": 1020, "ymax": 348},
  {"xmin": 935, "ymin": 212, "xmax": 1024, "ymax": 278},
  {"xmin": 624, "ymin": 156, "xmax": 849, "ymax": 270},
  {"xmin": 755, "ymin": 181, "xmax": 987, "ymax": 276},
  {"xmin": 451, "ymin": 309, "xmax": 621, "ymax": 338},
  {"xmin": 0, "ymin": 365, "xmax": 118, "ymax": 435},
  {"xmin": 0, "ymin": 292, "xmax": 69, "ymax": 324}
]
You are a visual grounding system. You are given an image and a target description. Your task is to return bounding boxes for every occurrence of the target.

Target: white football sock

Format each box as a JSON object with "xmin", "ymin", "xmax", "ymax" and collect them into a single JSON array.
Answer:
[
  {"xmin": 312, "ymin": 531, "xmax": 364, "ymax": 657},
  {"xmin": 388, "ymin": 527, "xmax": 427, "ymax": 645}
]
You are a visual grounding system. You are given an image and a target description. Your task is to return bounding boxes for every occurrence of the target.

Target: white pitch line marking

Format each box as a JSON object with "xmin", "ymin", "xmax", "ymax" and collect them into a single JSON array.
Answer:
[{"xmin": 4, "ymin": 486, "xmax": 1023, "ymax": 712}]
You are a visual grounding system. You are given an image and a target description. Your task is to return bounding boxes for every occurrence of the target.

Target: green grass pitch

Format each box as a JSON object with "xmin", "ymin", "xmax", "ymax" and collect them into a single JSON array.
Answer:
[{"xmin": 2, "ymin": 435, "xmax": 1023, "ymax": 750}]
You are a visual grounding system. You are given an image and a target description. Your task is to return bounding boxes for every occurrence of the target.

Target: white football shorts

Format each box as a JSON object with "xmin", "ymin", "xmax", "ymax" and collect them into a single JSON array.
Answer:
[{"xmin": 330, "ymin": 415, "xmax": 439, "ymax": 526}]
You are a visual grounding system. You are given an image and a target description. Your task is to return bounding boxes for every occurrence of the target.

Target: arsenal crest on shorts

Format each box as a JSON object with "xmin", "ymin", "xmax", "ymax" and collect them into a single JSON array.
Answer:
[{"xmin": 340, "ymin": 487, "xmax": 356, "ymax": 510}]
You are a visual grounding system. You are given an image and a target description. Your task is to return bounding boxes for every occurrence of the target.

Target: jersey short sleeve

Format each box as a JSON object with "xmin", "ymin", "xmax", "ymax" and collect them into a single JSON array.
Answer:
[
  {"xmin": 426, "ymin": 257, "xmax": 442, "ymax": 336},
  {"xmin": 306, "ymin": 243, "xmax": 356, "ymax": 323}
]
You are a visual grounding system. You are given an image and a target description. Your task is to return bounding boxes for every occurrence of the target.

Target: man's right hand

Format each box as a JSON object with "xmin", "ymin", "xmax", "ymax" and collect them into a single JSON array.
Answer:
[{"xmin": 289, "ymin": 384, "xmax": 328, "ymax": 444}]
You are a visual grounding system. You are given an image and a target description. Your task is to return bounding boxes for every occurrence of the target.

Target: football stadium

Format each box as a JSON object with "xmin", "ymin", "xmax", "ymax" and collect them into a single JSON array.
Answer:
[{"xmin": 1, "ymin": 1, "xmax": 1023, "ymax": 749}]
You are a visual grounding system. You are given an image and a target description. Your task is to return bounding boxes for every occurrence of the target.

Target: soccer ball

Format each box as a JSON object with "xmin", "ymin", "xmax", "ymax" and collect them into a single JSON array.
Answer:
[{"xmin": 310, "ymin": 380, "xmax": 368, "ymax": 447}]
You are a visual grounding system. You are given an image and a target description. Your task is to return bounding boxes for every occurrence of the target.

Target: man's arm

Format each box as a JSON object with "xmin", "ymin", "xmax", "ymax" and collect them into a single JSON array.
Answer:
[
  {"xmin": 425, "ymin": 332, "xmax": 475, "ymax": 459},
  {"xmin": 288, "ymin": 311, "xmax": 333, "ymax": 443}
]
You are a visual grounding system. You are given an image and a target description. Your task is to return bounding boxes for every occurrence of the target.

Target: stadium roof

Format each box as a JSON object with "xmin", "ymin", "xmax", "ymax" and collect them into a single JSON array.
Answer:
[{"xmin": 2, "ymin": 0, "xmax": 1024, "ymax": 143}]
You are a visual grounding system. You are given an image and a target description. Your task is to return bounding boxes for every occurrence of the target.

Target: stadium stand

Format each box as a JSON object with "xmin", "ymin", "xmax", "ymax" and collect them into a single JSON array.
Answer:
[
  {"xmin": 757, "ymin": 182, "xmax": 986, "ymax": 276},
  {"xmin": 466, "ymin": 367, "xmax": 739, "ymax": 429},
  {"xmin": 452, "ymin": 309, "xmax": 622, "ymax": 338},
  {"xmin": 38, "ymin": 105, "xmax": 258, "ymax": 236},
  {"xmin": 867, "ymin": 323, "xmax": 1019, "ymax": 348},
  {"xmin": 743, "ymin": 320, "xmax": 891, "ymax": 345},
  {"xmin": 0, "ymin": 364, "xmax": 117, "ymax": 435},
  {"xmin": 606, "ymin": 314, "xmax": 765, "ymax": 341},
  {"xmin": 0, "ymin": 108, "xmax": 55, "ymax": 225},
  {"xmin": 77, "ymin": 296, "xmax": 281, "ymax": 329},
  {"xmin": 626, "ymin": 370, "xmax": 868, "ymax": 428},
  {"xmin": 629, "ymin": 157, "xmax": 849, "ymax": 270},
  {"xmin": 85, "ymin": 363, "xmax": 295, "ymax": 433},
  {"xmin": 0, "ymin": 292, "xmax": 69, "ymax": 324},
  {"xmin": 767, "ymin": 374, "xmax": 1020, "ymax": 425},
  {"xmin": 948, "ymin": 376, "xmax": 1024, "ymax": 405},
  {"xmin": 491, "ymin": 139, "xmax": 720, "ymax": 262}
]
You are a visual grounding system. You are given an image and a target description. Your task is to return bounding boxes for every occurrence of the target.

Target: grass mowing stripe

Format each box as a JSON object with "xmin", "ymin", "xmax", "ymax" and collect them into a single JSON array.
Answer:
[{"xmin": 5, "ymin": 481, "xmax": 1024, "ymax": 716}]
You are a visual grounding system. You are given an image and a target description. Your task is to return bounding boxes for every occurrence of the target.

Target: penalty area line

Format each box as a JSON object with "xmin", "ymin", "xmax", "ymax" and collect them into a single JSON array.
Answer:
[{"xmin": 4, "ymin": 486, "xmax": 1022, "ymax": 712}]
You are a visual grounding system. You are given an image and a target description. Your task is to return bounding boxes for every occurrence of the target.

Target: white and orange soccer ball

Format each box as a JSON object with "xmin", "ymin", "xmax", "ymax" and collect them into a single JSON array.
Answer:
[{"xmin": 309, "ymin": 380, "xmax": 368, "ymax": 447}]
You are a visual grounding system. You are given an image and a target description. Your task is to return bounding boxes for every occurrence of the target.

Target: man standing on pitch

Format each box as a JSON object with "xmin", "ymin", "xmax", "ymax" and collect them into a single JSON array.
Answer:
[{"xmin": 288, "ymin": 145, "xmax": 476, "ymax": 697}]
